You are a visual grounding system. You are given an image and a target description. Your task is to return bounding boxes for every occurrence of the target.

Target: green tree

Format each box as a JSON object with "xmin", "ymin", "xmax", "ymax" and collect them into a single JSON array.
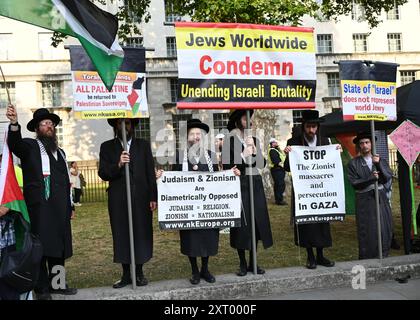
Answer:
[{"xmin": 171, "ymin": 0, "xmax": 407, "ymax": 28}]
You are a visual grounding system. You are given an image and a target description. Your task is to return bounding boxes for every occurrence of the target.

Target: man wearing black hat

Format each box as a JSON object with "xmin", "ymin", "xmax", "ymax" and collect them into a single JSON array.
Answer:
[
  {"xmin": 222, "ymin": 109, "xmax": 273, "ymax": 276},
  {"xmin": 6, "ymin": 105, "xmax": 76, "ymax": 300},
  {"xmin": 284, "ymin": 110, "xmax": 335, "ymax": 269},
  {"xmin": 98, "ymin": 118, "xmax": 157, "ymax": 288},
  {"xmin": 347, "ymin": 132, "xmax": 393, "ymax": 259},
  {"xmin": 170, "ymin": 119, "xmax": 241, "ymax": 284}
]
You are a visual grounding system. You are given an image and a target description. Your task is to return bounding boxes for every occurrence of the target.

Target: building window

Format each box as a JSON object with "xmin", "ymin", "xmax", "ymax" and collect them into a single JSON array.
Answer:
[
  {"xmin": 41, "ymin": 81, "xmax": 62, "ymax": 107},
  {"xmin": 351, "ymin": 4, "xmax": 365, "ymax": 21},
  {"xmin": 400, "ymin": 71, "xmax": 416, "ymax": 86},
  {"xmin": 387, "ymin": 33, "xmax": 402, "ymax": 52},
  {"xmin": 172, "ymin": 114, "xmax": 192, "ymax": 150},
  {"xmin": 124, "ymin": 0, "xmax": 141, "ymax": 23},
  {"xmin": 134, "ymin": 118, "xmax": 151, "ymax": 141},
  {"xmin": 213, "ymin": 113, "xmax": 230, "ymax": 132},
  {"xmin": 292, "ymin": 110, "xmax": 303, "ymax": 127},
  {"xmin": 327, "ymin": 73, "xmax": 341, "ymax": 97},
  {"xmin": 38, "ymin": 32, "xmax": 62, "ymax": 60},
  {"xmin": 170, "ymin": 78, "xmax": 178, "ymax": 103},
  {"xmin": 166, "ymin": 37, "xmax": 177, "ymax": 57},
  {"xmin": 165, "ymin": 0, "xmax": 182, "ymax": 23},
  {"xmin": 0, "ymin": 33, "xmax": 12, "ymax": 60},
  {"xmin": 125, "ymin": 37, "xmax": 143, "ymax": 48},
  {"xmin": 386, "ymin": 6, "xmax": 400, "ymax": 20},
  {"xmin": 0, "ymin": 82, "xmax": 15, "ymax": 108},
  {"xmin": 317, "ymin": 34, "xmax": 333, "ymax": 54},
  {"xmin": 56, "ymin": 120, "xmax": 64, "ymax": 148},
  {"xmin": 353, "ymin": 33, "xmax": 368, "ymax": 53}
]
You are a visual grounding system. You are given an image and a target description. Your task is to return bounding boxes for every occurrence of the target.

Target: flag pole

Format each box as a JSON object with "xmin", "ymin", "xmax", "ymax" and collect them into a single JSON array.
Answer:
[
  {"xmin": 121, "ymin": 120, "xmax": 137, "ymax": 289},
  {"xmin": 246, "ymin": 110, "xmax": 257, "ymax": 274},
  {"xmin": 0, "ymin": 65, "xmax": 11, "ymax": 105},
  {"xmin": 371, "ymin": 120, "xmax": 383, "ymax": 259}
]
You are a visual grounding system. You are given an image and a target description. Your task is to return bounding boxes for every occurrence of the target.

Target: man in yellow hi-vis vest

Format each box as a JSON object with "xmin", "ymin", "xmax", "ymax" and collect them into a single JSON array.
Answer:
[{"xmin": 268, "ymin": 138, "xmax": 287, "ymax": 205}]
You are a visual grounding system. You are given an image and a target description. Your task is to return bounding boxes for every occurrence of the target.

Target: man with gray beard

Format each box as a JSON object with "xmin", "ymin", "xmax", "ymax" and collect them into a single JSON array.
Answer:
[{"xmin": 6, "ymin": 105, "xmax": 76, "ymax": 300}]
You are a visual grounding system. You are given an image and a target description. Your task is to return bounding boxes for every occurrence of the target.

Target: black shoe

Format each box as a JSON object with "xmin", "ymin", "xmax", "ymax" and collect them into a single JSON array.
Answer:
[
  {"xmin": 277, "ymin": 201, "xmax": 288, "ymax": 206},
  {"xmin": 35, "ymin": 292, "xmax": 52, "ymax": 300},
  {"xmin": 190, "ymin": 273, "xmax": 201, "ymax": 285},
  {"xmin": 316, "ymin": 257, "xmax": 335, "ymax": 267},
  {"xmin": 112, "ymin": 277, "xmax": 131, "ymax": 289},
  {"xmin": 136, "ymin": 276, "xmax": 148, "ymax": 286},
  {"xmin": 236, "ymin": 265, "xmax": 247, "ymax": 277},
  {"xmin": 200, "ymin": 270, "xmax": 216, "ymax": 283},
  {"xmin": 306, "ymin": 259, "xmax": 317, "ymax": 269},
  {"xmin": 247, "ymin": 265, "xmax": 265, "ymax": 274},
  {"xmin": 49, "ymin": 285, "xmax": 78, "ymax": 295}
]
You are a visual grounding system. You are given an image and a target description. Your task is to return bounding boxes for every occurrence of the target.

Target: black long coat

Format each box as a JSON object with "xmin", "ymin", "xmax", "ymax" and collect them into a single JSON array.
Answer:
[
  {"xmin": 98, "ymin": 138, "xmax": 157, "ymax": 264},
  {"xmin": 8, "ymin": 125, "xmax": 73, "ymax": 259},
  {"xmin": 172, "ymin": 150, "xmax": 220, "ymax": 257},
  {"xmin": 284, "ymin": 133, "xmax": 333, "ymax": 248},
  {"xmin": 222, "ymin": 133, "xmax": 273, "ymax": 250},
  {"xmin": 347, "ymin": 156, "xmax": 393, "ymax": 259}
]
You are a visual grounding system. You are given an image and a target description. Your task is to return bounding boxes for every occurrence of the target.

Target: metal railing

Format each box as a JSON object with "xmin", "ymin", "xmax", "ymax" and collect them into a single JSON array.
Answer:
[
  {"xmin": 77, "ymin": 166, "xmax": 108, "ymax": 203},
  {"xmin": 74, "ymin": 151, "xmax": 404, "ymax": 203},
  {"xmin": 388, "ymin": 149, "xmax": 398, "ymax": 176}
]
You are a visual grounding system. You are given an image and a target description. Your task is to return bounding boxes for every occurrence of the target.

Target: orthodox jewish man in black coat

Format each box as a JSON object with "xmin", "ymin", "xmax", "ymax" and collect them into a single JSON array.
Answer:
[
  {"xmin": 222, "ymin": 109, "xmax": 273, "ymax": 276},
  {"xmin": 284, "ymin": 110, "xmax": 336, "ymax": 269},
  {"xmin": 347, "ymin": 132, "xmax": 393, "ymax": 259},
  {"xmin": 6, "ymin": 105, "xmax": 76, "ymax": 300},
  {"xmin": 170, "ymin": 119, "xmax": 242, "ymax": 285},
  {"xmin": 99, "ymin": 118, "xmax": 157, "ymax": 288}
]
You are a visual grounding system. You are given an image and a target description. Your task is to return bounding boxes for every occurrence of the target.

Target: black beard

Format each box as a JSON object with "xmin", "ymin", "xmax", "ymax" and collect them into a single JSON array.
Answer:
[{"xmin": 38, "ymin": 133, "xmax": 58, "ymax": 152}]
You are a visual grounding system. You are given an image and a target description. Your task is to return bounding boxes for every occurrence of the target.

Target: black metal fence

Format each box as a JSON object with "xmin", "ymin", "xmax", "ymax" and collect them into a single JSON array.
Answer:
[
  {"xmin": 76, "ymin": 150, "xmax": 403, "ymax": 203},
  {"xmin": 78, "ymin": 165, "xmax": 108, "ymax": 203},
  {"xmin": 389, "ymin": 149, "xmax": 398, "ymax": 176}
]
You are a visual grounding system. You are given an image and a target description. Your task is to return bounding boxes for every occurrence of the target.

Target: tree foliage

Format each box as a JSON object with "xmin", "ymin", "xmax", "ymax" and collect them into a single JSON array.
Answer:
[
  {"xmin": 51, "ymin": 0, "xmax": 408, "ymax": 46},
  {"xmin": 170, "ymin": 0, "xmax": 408, "ymax": 28}
]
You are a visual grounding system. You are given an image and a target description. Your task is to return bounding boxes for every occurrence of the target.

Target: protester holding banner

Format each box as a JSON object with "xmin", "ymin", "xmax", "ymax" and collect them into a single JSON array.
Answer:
[
  {"xmin": 222, "ymin": 109, "xmax": 273, "ymax": 276},
  {"xmin": 284, "ymin": 110, "xmax": 335, "ymax": 269},
  {"xmin": 347, "ymin": 132, "xmax": 394, "ymax": 259},
  {"xmin": 268, "ymin": 138, "xmax": 287, "ymax": 206},
  {"xmin": 6, "ymin": 105, "xmax": 76, "ymax": 300},
  {"xmin": 98, "ymin": 118, "xmax": 157, "ymax": 288},
  {"xmin": 170, "ymin": 119, "xmax": 222, "ymax": 285}
]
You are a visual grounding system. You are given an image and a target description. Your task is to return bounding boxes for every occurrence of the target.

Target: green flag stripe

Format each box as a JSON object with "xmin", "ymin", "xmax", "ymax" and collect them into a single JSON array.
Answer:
[
  {"xmin": 53, "ymin": 0, "xmax": 123, "ymax": 58},
  {"xmin": 3, "ymin": 199, "xmax": 29, "ymax": 223},
  {"xmin": 0, "ymin": 0, "xmax": 75, "ymax": 36},
  {"xmin": 78, "ymin": 35, "xmax": 123, "ymax": 90}
]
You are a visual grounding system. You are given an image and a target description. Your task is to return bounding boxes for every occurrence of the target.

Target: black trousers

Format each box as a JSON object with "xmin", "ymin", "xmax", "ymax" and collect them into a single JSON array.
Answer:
[
  {"xmin": 74, "ymin": 188, "xmax": 82, "ymax": 203},
  {"xmin": 271, "ymin": 169, "xmax": 285, "ymax": 204},
  {"xmin": 35, "ymin": 256, "xmax": 65, "ymax": 293},
  {"xmin": 0, "ymin": 246, "xmax": 20, "ymax": 300}
]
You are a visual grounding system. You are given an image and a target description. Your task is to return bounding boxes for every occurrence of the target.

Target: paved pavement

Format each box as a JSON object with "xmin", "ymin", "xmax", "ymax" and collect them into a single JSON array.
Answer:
[
  {"xmin": 250, "ymin": 278, "xmax": 420, "ymax": 300},
  {"xmin": 53, "ymin": 254, "xmax": 420, "ymax": 300}
]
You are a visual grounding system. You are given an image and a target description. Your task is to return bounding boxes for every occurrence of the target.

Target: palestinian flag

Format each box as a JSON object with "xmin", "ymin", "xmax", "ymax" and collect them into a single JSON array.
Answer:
[
  {"xmin": 0, "ymin": 133, "xmax": 30, "ymax": 250},
  {"xmin": 0, "ymin": 0, "xmax": 124, "ymax": 91}
]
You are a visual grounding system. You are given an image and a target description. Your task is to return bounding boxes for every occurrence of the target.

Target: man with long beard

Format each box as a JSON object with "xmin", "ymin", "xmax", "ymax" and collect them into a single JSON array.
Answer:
[
  {"xmin": 6, "ymin": 105, "xmax": 76, "ymax": 300},
  {"xmin": 284, "ymin": 110, "xmax": 336, "ymax": 270},
  {"xmin": 347, "ymin": 132, "xmax": 393, "ymax": 259},
  {"xmin": 99, "ymin": 118, "xmax": 157, "ymax": 288}
]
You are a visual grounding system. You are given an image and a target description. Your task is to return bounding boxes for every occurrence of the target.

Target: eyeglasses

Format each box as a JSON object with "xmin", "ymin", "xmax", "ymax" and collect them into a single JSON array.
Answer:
[{"xmin": 39, "ymin": 120, "xmax": 55, "ymax": 127}]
